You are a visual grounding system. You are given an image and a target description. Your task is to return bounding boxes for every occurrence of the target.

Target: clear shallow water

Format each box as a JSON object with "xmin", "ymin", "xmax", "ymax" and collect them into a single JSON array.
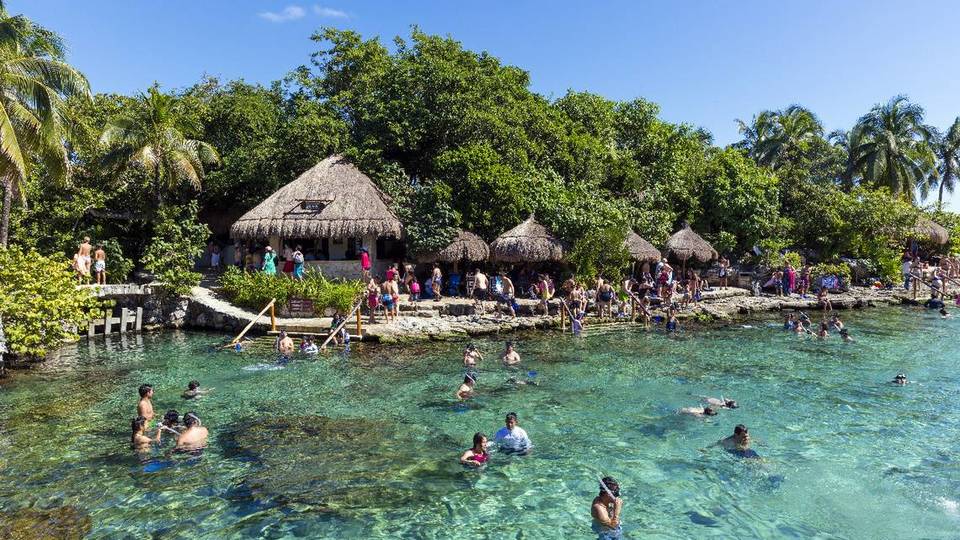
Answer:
[{"xmin": 0, "ymin": 307, "xmax": 959, "ymax": 539}]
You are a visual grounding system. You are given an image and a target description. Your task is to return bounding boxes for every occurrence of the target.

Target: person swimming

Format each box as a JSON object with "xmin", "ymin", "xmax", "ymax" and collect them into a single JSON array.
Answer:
[
  {"xmin": 839, "ymin": 328, "xmax": 854, "ymax": 342},
  {"xmin": 713, "ymin": 424, "xmax": 759, "ymax": 458},
  {"xmin": 130, "ymin": 415, "xmax": 157, "ymax": 449},
  {"xmin": 492, "ymin": 412, "xmax": 532, "ymax": 454},
  {"xmin": 591, "ymin": 476, "xmax": 623, "ymax": 540},
  {"xmin": 459, "ymin": 432, "xmax": 490, "ymax": 467},
  {"xmin": 181, "ymin": 380, "xmax": 212, "ymax": 400},
  {"xmin": 679, "ymin": 406, "xmax": 717, "ymax": 417},
  {"xmin": 891, "ymin": 373, "xmax": 909, "ymax": 385},
  {"xmin": 300, "ymin": 337, "xmax": 319, "ymax": 354},
  {"xmin": 702, "ymin": 396, "xmax": 738, "ymax": 409},
  {"xmin": 817, "ymin": 321, "xmax": 829, "ymax": 338},
  {"xmin": 502, "ymin": 341, "xmax": 521, "ymax": 366},
  {"xmin": 463, "ymin": 344, "xmax": 483, "ymax": 367},
  {"xmin": 137, "ymin": 384, "xmax": 155, "ymax": 423},
  {"xmin": 457, "ymin": 372, "xmax": 477, "ymax": 400}
]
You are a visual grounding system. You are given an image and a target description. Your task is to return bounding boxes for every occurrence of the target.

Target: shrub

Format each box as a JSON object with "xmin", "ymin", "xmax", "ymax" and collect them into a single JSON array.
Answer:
[
  {"xmin": 218, "ymin": 267, "xmax": 363, "ymax": 315},
  {"xmin": 141, "ymin": 203, "xmax": 208, "ymax": 295},
  {"xmin": 0, "ymin": 247, "xmax": 100, "ymax": 358}
]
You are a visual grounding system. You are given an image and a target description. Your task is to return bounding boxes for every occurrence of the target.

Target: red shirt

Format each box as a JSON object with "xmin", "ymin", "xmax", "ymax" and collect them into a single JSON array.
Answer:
[{"xmin": 360, "ymin": 252, "xmax": 371, "ymax": 270}]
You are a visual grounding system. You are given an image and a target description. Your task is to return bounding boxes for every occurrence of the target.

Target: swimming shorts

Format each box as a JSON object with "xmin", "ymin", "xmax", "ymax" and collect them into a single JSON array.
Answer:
[
  {"xmin": 381, "ymin": 294, "xmax": 395, "ymax": 309},
  {"xmin": 94, "ymin": 260, "xmax": 105, "ymax": 272}
]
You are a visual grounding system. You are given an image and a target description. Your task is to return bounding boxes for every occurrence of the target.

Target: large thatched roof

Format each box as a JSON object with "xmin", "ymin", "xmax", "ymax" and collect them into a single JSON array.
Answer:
[
  {"xmin": 230, "ymin": 155, "xmax": 403, "ymax": 240},
  {"xmin": 490, "ymin": 215, "xmax": 566, "ymax": 263},
  {"xmin": 417, "ymin": 230, "xmax": 489, "ymax": 263},
  {"xmin": 624, "ymin": 230, "xmax": 661, "ymax": 262},
  {"xmin": 665, "ymin": 224, "xmax": 717, "ymax": 263},
  {"xmin": 913, "ymin": 217, "xmax": 949, "ymax": 245}
]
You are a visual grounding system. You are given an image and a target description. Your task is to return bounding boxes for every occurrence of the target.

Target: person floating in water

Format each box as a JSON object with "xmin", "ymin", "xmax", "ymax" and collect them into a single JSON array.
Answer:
[
  {"xmin": 175, "ymin": 412, "xmax": 209, "ymax": 452},
  {"xmin": 463, "ymin": 344, "xmax": 483, "ymax": 368},
  {"xmin": 891, "ymin": 373, "xmax": 909, "ymax": 385},
  {"xmin": 501, "ymin": 341, "xmax": 521, "ymax": 366},
  {"xmin": 459, "ymin": 432, "xmax": 490, "ymax": 467},
  {"xmin": 713, "ymin": 424, "xmax": 759, "ymax": 458},
  {"xmin": 679, "ymin": 406, "xmax": 717, "ymax": 417},
  {"xmin": 591, "ymin": 476, "xmax": 623, "ymax": 540},
  {"xmin": 137, "ymin": 384, "xmax": 155, "ymax": 424},
  {"xmin": 457, "ymin": 372, "xmax": 477, "ymax": 400},
  {"xmin": 701, "ymin": 396, "xmax": 738, "ymax": 409},
  {"xmin": 182, "ymin": 380, "xmax": 212, "ymax": 400},
  {"xmin": 493, "ymin": 412, "xmax": 532, "ymax": 454}
]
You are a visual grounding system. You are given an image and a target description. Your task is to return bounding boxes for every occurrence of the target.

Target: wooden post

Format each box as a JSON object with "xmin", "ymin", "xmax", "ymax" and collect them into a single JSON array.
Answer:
[
  {"xmin": 120, "ymin": 308, "xmax": 130, "ymax": 334},
  {"xmin": 270, "ymin": 303, "xmax": 277, "ymax": 332},
  {"xmin": 88, "ymin": 319, "xmax": 97, "ymax": 337},
  {"xmin": 135, "ymin": 307, "xmax": 143, "ymax": 331},
  {"xmin": 226, "ymin": 298, "xmax": 276, "ymax": 347},
  {"xmin": 102, "ymin": 310, "xmax": 113, "ymax": 334},
  {"xmin": 356, "ymin": 306, "xmax": 363, "ymax": 336}
]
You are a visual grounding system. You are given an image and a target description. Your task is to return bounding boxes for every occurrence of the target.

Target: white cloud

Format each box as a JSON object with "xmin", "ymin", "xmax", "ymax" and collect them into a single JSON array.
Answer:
[
  {"xmin": 259, "ymin": 5, "xmax": 307, "ymax": 23},
  {"xmin": 314, "ymin": 5, "xmax": 348, "ymax": 18}
]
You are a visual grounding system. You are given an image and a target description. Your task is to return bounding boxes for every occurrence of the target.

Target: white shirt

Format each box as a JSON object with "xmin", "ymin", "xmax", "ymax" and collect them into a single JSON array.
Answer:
[
  {"xmin": 902, "ymin": 260, "xmax": 912, "ymax": 275},
  {"xmin": 494, "ymin": 426, "xmax": 531, "ymax": 452}
]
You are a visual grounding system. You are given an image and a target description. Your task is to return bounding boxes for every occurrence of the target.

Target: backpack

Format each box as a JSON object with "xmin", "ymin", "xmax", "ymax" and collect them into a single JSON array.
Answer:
[{"xmin": 293, "ymin": 251, "xmax": 304, "ymax": 264}]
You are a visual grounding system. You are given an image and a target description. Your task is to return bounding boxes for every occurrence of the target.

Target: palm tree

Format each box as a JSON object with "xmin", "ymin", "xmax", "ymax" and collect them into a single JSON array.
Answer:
[
  {"xmin": 100, "ymin": 85, "xmax": 220, "ymax": 206},
  {"xmin": 0, "ymin": 1, "xmax": 90, "ymax": 246},
  {"xmin": 735, "ymin": 105, "xmax": 822, "ymax": 169},
  {"xmin": 851, "ymin": 95, "xmax": 935, "ymax": 202},
  {"xmin": 927, "ymin": 117, "xmax": 960, "ymax": 207},
  {"xmin": 828, "ymin": 125, "xmax": 865, "ymax": 189}
]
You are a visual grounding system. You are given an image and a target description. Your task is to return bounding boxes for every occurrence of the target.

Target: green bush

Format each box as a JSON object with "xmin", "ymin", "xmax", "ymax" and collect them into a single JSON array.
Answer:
[
  {"xmin": 0, "ymin": 247, "xmax": 101, "ymax": 358},
  {"xmin": 141, "ymin": 203, "xmax": 208, "ymax": 295},
  {"xmin": 218, "ymin": 266, "xmax": 363, "ymax": 315}
]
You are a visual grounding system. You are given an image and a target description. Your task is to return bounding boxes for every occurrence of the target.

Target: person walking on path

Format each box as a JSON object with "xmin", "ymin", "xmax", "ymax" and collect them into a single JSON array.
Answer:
[
  {"xmin": 93, "ymin": 245, "xmax": 107, "ymax": 285},
  {"xmin": 261, "ymin": 246, "xmax": 278, "ymax": 275}
]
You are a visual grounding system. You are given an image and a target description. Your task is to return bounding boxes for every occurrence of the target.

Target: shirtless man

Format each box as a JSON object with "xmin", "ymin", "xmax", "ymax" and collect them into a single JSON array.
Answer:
[
  {"xmin": 456, "ymin": 373, "xmax": 477, "ymax": 400},
  {"xmin": 501, "ymin": 341, "xmax": 521, "ymax": 366},
  {"xmin": 137, "ymin": 384, "xmax": 155, "ymax": 424},
  {"xmin": 176, "ymin": 412, "xmax": 209, "ymax": 451},
  {"xmin": 463, "ymin": 345, "xmax": 483, "ymax": 367},
  {"xmin": 499, "ymin": 272, "xmax": 516, "ymax": 317},
  {"xmin": 473, "ymin": 270, "xmax": 489, "ymax": 301},
  {"xmin": 93, "ymin": 245, "xmax": 107, "ymax": 285},
  {"xmin": 591, "ymin": 477, "xmax": 623, "ymax": 539},
  {"xmin": 384, "ymin": 276, "xmax": 400, "ymax": 319},
  {"xmin": 679, "ymin": 406, "xmax": 717, "ymax": 417},
  {"xmin": 713, "ymin": 424, "xmax": 755, "ymax": 457},
  {"xmin": 77, "ymin": 236, "xmax": 92, "ymax": 279},
  {"xmin": 277, "ymin": 331, "xmax": 295, "ymax": 356}
]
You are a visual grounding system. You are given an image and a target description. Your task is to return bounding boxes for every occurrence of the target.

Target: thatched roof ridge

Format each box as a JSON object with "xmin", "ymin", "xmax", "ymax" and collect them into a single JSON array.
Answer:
[
  {"xmin": 665, "ymin": 223, "xmax": 718, "ymax": 263},
  {"xmin": 913, "ymin": 217, "xmax": 949, "ymax": 245},
  {"xmin": 230, "ymin": 155, "xmax": 403, "ymax": 240},
  {"xmin": 490, "ymin": 215, "xmax": 567, "ymax": 263},
  {"xmin": 624, "ymin": 230, "xmax": 661, "ymax": 262},
  {"xmin": 418, "ymin": 230, "xmax": 489, "ymax": 263}
]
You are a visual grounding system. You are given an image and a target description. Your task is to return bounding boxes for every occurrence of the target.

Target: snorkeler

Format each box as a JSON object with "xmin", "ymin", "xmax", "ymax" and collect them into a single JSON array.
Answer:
[
  {"xmin": 182, "ymin": 380, "xmax": 212, "ymax": 400},
  {"xmin": 457, "ymin": 372, "xmax": 477, "ymax": 400},
  {"xmin": 891, "ymin": 373, "xmax": 909, "ymax": 385},
  {"xmin": 463, "ymin": 344, "xmax": 483, "ymax": 367},
  {"xmin": 701, "ymin": 396, "xmax": 738, "ymax": 409},
  {"xmin": 459, "ymin": 432, "xmax": 490, "ymax": 467},
  {"xmin": 502, "ymin": 341, "xmax": 521, "ymax": 366},
  {"xmin": 493, "ymin": 412, "xmax": 532, "ymax": 453},
  {"xmin": 591, "ymin": 476, "xmax": 623, "ymax": 540},
  {"xmin": 175, "ymin": 412, "xmax": 209, "ymax": 451},
  {"xmin": 300, "ymin": 336, "xmax": 319, "ymax": 354},
  {"xmin": 137, "ymin": 384, "xmax": 154, "ymax": 423},
  {"xmin": 679, "ymin": 406, "xmax": 718, "ymax": 417}
]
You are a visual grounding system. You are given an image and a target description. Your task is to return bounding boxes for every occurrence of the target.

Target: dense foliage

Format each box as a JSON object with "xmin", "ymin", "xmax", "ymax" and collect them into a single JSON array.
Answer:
[
  {"xmin": 218, "ymin": 267, "xmax": 363, "ymax": 315},
  {"xmin": 0, "ymin": 246, "xmax": 99, "ymax": 357}
]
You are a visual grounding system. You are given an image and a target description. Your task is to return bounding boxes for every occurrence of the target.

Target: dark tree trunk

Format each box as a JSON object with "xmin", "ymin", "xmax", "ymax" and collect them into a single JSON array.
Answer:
[{"xmin": 0, "ymin": 177, "xmax": 12, "ymax": 248}]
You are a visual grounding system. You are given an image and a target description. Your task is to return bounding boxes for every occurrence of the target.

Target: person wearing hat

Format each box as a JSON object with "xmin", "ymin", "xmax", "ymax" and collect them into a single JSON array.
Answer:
[{"xmin": 262, "ymin": 246, "xmax": 278, "ymax": 275}]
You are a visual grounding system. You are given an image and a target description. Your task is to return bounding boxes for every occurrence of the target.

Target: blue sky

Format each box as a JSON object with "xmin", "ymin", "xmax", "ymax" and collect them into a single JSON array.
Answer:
[{"xmin": 24, "ymin": 0, "xmax": 960, "ymax": 208}]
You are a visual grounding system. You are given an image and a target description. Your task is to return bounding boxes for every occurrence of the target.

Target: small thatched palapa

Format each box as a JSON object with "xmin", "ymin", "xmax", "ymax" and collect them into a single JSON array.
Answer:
[
  {"xmin": 490, "ymin": 215, "xmax": 566, "ymax": 263},
  {"xmin": 418, "ymin": 230, "xmax": 489, "ymax": 263},
  {"xmin": 230, "ymin": 155, "xmax": 402, "ymax": 240},
  {"xmin": 912, "ymin": 217, "xmax": 949, "ymax": 245},
  {"xmin": 624, "ymin": 230, "xmax": 661, "ymax": 262},
  {"xmin": 665, "ymin": 224, "xmax": 717, "ymax": 263}
]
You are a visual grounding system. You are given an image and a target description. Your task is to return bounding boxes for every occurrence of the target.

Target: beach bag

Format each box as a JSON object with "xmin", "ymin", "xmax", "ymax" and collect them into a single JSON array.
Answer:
[{"xmin": 411, "ymin": 281, "xmax": 421, "ymax": 294}]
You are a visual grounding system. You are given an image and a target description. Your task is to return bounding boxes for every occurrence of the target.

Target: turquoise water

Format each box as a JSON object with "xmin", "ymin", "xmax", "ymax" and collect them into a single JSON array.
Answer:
[{"xmin": 0, "ymin": 307, "xmax": 959, "ymax": 538}]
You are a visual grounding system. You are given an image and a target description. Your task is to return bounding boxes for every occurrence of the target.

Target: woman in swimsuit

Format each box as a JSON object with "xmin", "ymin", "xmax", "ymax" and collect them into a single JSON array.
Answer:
[
  {"xmin": 131, "ymin": 415, "xmax": 158, "ymax": 450},
  {"xmin": 366, "ymin": 278, "xmax": 381, "ymax": 323},
  {"xmin": 459, "ymin": 432, "xmax": 490, "ymax": 467}
]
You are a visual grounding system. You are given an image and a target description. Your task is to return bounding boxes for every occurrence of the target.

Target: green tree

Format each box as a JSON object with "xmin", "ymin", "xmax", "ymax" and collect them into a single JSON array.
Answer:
[
  {"xmin": 735, "ymin": 105, "xmax": 823, "ymax": 169},
  {"xmin": 99, "ymin": 85, "xmax": 221, "ymax": 207},
  {"xmin": 927, "ymin": 117, "xmax": 960, "ymax": 207},
  {"xmin": 0, "ymin": 1, "xmax": 90, "ymax": 246},
  {"xmin": 852, "ymin": 95, "xmax": 935, "ymax": 201},
  {"xmin": 0, "ymin": 246, "xmax": 99, "ymax": 357},
  {"xmin": 141, "ymin": 202, "xmax": 209, "ymax": 295}
]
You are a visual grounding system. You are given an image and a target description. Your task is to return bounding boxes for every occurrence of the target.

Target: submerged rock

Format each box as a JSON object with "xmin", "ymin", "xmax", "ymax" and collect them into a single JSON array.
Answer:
[{"xmin": 0, "ymin": 506, "xmax": 92, "ymax": 539}]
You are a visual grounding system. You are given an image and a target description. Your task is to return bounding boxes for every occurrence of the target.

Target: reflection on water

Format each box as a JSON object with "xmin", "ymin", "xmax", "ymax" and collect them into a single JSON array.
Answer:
[{"xmin": 0, "ymin": 308, "xmax": 959, "ymax": 538}]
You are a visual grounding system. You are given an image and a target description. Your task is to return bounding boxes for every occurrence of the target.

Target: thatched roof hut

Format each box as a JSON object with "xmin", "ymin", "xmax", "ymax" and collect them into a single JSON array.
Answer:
[
  {"xmin": 230, "ymin": 155, "xmax": 403, "ymax": 240},
  {"xmin": 912, "ymin": 217, "xmax": 949, "ymax": 245},
  {"xmin": 665, "ymin": 224, "xmax": 717, "ymax": 263},
  {"xmin": 490, "ymin": 215, "xmax": 567, "ymax": 263},
  {"xmin": 624, "ymin": 230, "xmax": 661, "ymax": 262},
  {"xmin": 418, "ymin": 230, "xmax": 489, "ymax": 263}
]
